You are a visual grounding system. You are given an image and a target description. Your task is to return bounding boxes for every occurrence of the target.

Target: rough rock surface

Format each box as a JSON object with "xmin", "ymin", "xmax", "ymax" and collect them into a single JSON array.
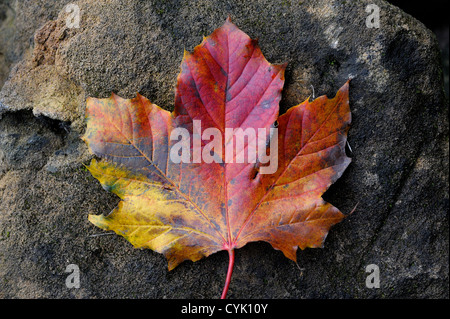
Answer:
[{"xmin": 0, "ymin": 0, "xmax": 448, "ymax": 298}]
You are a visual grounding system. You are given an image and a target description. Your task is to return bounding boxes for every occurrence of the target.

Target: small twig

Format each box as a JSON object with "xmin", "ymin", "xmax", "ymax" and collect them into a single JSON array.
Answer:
[
  {"xmin": 347, "ymin": 202, "xmax": 359, "ymax": 216},
  {"xmin": 346, "ymin": 140, "xmax": 353, "ymax": 153},
  {"xmin": 88, "ymin": 232, "xmax": 115, "ymax": 238},
  {"xmin": 294, "ymin": 261, "xmax": 305, "ymax": 277}
]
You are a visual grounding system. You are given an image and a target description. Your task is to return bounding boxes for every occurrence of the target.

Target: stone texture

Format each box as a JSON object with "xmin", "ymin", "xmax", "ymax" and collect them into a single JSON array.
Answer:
[{"xmin": 0, "ymin": 0, "xmax": 448, "ymax": 298}]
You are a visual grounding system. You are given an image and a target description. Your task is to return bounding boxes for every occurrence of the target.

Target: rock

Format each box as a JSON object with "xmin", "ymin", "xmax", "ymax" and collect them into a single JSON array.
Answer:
[
  {"xmin": 0, "ymin": 0, "xmax": 448, "ymax": 298},
  {"xmin": 0, "ymin": 0, "xmax": 68, "ymax": 87},
  {"xmin": 0, "ymin": 14, "xmax": 85, "ymax": 129}
]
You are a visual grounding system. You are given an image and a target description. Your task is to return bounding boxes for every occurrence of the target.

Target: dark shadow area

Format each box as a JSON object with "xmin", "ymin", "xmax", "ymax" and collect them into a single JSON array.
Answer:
[{"xmin": 389, "ymin": 0, "xmax": 449, "ymax": 97}]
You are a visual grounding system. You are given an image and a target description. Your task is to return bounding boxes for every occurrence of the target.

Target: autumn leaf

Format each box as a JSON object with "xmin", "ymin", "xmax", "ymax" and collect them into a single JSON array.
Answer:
[{"xmin": 82, "ymin": 18, "xmax": 351, "ymax": 298}]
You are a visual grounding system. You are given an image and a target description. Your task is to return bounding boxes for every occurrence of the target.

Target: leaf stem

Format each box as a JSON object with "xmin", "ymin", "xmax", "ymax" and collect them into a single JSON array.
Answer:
[{"xmin": 220, "ymin": 248, "xmax": 235, "ymax": 299}]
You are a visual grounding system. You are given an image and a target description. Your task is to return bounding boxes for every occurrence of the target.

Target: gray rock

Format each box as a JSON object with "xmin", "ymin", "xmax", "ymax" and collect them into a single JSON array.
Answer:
[{"xmin": 0, "ymin": 0, "xmax": 448, "ymax": 298}]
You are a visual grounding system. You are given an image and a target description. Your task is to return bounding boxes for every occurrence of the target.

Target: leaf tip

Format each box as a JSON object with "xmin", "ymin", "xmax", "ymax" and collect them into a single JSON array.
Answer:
[
  {"xmin": 345, "ymin": 202, "xmax": 359, "ymax": 217},
  {"xmin": 343, "ymin": 79, "xmax": 350, "ymax": 90},
  {"xmin": 85, "ymin": 96, "xmax": 98, "ymax": 115},
  {"xmin": 276, "ymin": 62, "xmax": 288, "ymax": 80},
  {"xmin": 135, "ymin": 92, "xmax": 145, "ymax": 102},
  {"xmin": 88, "ymin": 213, "xmax": 104, "ymax": 228},
  {"xmin": 182, "ymin": 48, "xmax": 190, "ymax": 59}
]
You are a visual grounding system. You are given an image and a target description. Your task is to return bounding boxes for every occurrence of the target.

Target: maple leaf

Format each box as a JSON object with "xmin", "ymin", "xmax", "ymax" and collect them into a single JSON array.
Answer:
[{"xmin": 82, "ymin": 18, "xmax": 351, "ymax": 298}]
